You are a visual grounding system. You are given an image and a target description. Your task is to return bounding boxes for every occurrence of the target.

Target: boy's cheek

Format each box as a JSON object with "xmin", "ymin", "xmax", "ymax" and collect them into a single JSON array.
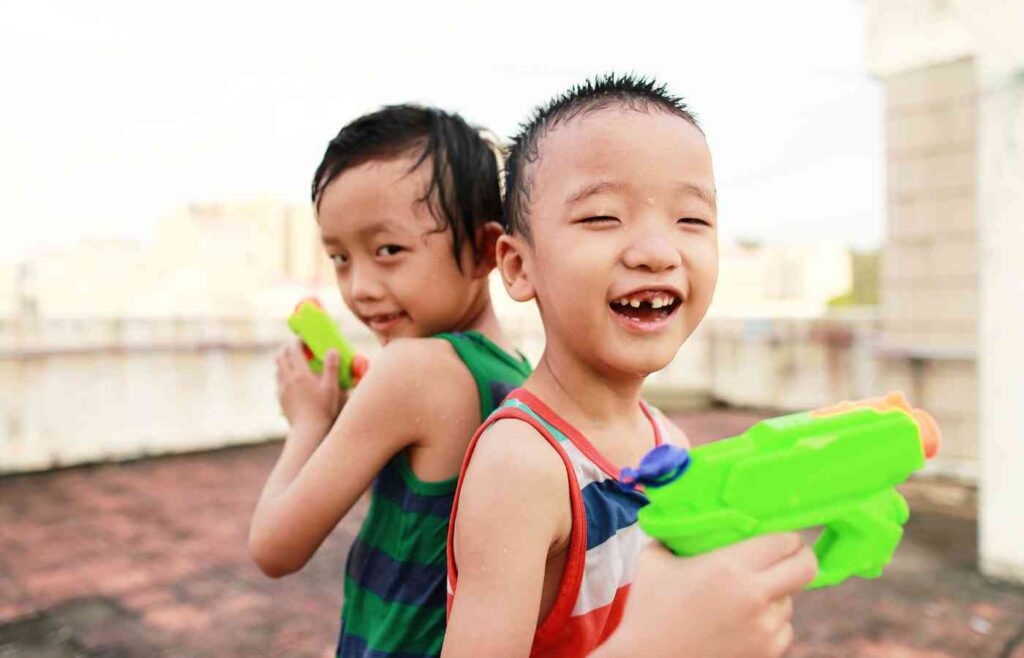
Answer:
[{"xmin": 686, "ymin": 258, "xmax": 719, "ymax": 308}]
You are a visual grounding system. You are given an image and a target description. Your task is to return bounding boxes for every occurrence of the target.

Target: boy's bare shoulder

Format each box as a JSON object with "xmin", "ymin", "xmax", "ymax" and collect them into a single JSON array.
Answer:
[
  {"xmin": 373, "ymin": 335, "xmax": 465, "ymax": 368},
  {"xmin": 367, "ymin": 336, "xmax": 474, "ymax": 392},
  {"xmin": 463, "ymin": 417, "xmax": 567, "ymax": 501},
  {"xmin": 473, "ymin": 419, "xmax": 569, "ymax": 480},
  {"xmin": 357, "ymin": 337, "xmax": 478, "ymax": 431}
]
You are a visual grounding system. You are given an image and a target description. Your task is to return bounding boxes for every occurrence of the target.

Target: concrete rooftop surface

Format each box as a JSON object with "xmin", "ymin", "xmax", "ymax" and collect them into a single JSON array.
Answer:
[{"xmin": 1, "ymin": 410, "xmax": 1022, "ymax": 658}]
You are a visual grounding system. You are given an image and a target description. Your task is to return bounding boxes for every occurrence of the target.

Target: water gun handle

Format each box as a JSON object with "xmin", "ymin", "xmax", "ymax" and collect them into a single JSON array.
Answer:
[
  {"xmin": 803, "ymin": 393, "xmax": 939, "ymax": 587},
  {"xmin": 808, "ymin": 488, "xmax": 909, "ymax": 588}
]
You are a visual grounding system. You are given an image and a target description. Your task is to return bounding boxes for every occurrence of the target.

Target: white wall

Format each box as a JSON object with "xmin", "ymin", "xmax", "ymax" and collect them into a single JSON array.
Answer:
[
  {"xmin": 4, "ymin": 313, "xmax": 935, "ymax": 477},
  {"xmin": 0, "ymin": 318, "xmax": 296, "ymax": 471}
]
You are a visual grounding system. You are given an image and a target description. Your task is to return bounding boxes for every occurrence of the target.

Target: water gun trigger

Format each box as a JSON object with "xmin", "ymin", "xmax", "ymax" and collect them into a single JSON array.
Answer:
[{"xmin": 807, "ymin": 489, "xmax": 909, "ymax": 589}]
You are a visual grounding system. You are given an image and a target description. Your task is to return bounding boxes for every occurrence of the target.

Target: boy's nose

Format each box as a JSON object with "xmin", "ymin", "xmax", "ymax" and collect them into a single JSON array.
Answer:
[
  {"xmin": 622, "ymin": 236, "xmax": 682, "ymax": 272},
  {"xmin": 349, "ymin": 269, "xmax": 385, "ymax": 302}
]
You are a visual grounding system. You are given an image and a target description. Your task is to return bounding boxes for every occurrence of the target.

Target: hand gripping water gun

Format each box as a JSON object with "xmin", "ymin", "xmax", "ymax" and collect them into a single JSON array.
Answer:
[
  {"xmin": 621, "ymin": 392, "xmax": 941, "ymax": 589},
  {"xmin": 287, "ymin": 298, "xmax": 369, "ymax": 389}
]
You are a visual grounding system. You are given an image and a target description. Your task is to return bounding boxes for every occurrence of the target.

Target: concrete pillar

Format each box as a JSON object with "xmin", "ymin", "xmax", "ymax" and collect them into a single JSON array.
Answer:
[{"xmin": 977, "ymin": 65, "xmax": 1024, "ymax": 583}]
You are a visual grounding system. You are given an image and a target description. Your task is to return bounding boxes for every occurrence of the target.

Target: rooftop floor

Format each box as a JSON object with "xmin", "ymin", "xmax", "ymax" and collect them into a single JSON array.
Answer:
[{"xmin": 1, "ymin": 410, "xmax": 1021, "ymax": 658}]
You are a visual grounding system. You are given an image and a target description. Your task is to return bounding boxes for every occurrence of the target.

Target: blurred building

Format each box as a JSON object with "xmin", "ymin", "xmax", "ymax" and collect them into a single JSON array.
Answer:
[
  {"xmin": 714, "ymin": 241, "xmax": 854, "ymax": 318},
  {"xmin": 8, "ymin": 199, "xmax": 337, "ymax": 319},
  {"xmin": 867, "ymin": 0, "xmax": 1024, "ymax": 583},
  {"xmin": 152, "ymin": 200, "xmax": 336, "ymax": 317},
  {"xmin": 0, "ymin": 262, "xmax": 20, "ymax": 317},
  {"xmin": 0, "ymin": 200, "xmax": 354, "ymax": 474}
]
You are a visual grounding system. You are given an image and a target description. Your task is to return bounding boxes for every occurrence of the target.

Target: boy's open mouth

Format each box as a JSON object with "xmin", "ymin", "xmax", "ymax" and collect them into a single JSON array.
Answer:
[
  {"xmin": 609, "ymin": 290, "xmax": 681, "ymax": 324},
  {"xmin": 364, "ymin": 311, "xmax": 406, "ymax": 332}
]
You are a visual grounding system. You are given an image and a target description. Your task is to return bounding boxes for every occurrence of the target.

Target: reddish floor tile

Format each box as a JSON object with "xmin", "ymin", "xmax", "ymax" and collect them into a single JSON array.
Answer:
[{"xmin": 0, "ymin": 412, "xmax": 1022, "ymax": 658}]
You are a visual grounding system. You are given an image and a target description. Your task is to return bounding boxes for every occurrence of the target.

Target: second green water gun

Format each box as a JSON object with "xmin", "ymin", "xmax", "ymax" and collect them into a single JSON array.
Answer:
[
  {"xmin": 288, "ymin": 298, "xmax": 369, "ymax": 389},
  {"xmin": 622, "ymin": 392, "xmax": 941, "ymax": 589}
]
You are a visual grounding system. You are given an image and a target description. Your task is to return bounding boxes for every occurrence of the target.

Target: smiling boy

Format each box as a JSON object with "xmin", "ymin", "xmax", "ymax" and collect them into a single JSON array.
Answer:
[{"xmin": 441, "ymin": 76, "xmax": 814, "ymax": 658}]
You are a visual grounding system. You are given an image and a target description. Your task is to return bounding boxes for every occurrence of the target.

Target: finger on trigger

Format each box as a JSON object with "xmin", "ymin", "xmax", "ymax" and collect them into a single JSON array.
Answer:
[
  {"xmin": 760, "ymin": 544, "xmax": 817, "ymax": 600},
  {"xmin": 722, "ymin": 532, "xmax": 803, "ymax": 572}
]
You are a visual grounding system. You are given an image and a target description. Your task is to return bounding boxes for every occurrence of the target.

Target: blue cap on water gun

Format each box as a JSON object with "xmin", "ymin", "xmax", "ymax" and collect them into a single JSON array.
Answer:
[{"xmin": 620, "ymin": 444, "xmax": 691, "ymax": 491}]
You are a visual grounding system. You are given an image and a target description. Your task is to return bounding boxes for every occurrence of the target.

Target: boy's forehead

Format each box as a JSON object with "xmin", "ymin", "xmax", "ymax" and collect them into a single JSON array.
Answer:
[
  {"xmin": 317, "ymin": 156, "xmax": 435, "ymax": 235},
  {"xmin": 531, "ymin": 108, "xmax": 712, "ymax": 198}
]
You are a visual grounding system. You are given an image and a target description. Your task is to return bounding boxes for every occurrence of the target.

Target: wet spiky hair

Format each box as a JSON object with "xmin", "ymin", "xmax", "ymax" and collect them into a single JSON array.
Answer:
[
  {"xmin": 311, "ymin": 104, "xmax": 502, "ymax": 268},
  {"xmin": 504, "ymin": 73, "xmax": 701, "ymax": 240}
]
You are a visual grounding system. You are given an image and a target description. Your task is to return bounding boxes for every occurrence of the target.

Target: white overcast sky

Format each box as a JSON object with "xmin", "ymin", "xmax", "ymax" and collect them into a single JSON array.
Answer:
[{"xmin": 0, "ymin": 0, "xmax": 884, "ymax": 263}]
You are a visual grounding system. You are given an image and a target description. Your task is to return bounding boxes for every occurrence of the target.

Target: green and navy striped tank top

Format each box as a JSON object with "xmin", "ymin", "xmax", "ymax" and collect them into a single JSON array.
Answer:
[{"xmin": 337, "ymin": 331, "xmax": 532, "ymax": 658}]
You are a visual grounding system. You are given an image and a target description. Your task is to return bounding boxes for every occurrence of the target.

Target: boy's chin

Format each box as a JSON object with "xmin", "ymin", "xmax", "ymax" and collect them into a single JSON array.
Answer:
[{"xmin": 600, "ymin": 343, "xmax": 679, "ymax": 378}]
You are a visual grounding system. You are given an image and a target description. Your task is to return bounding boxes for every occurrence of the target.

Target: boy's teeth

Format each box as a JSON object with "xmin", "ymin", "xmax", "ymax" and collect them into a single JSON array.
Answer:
[{"xmin": 612, "ymin": 291, "xmax": 679, "ymax": 308}]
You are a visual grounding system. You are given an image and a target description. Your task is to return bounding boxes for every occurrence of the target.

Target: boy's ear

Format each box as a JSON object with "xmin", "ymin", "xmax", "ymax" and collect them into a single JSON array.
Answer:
[
  {"xmin": 495, "ymin": 233, "xmax": 535, "ymax": 302},
  {"xmin": 471, "ymin": 221, "xmax": 504, "ymax": 278}
]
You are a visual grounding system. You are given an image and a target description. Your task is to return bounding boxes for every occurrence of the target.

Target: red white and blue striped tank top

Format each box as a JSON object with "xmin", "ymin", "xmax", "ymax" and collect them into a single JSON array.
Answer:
[{"xmin": 446, "ymin": 388, "xmax": 665, "ymax": 657}]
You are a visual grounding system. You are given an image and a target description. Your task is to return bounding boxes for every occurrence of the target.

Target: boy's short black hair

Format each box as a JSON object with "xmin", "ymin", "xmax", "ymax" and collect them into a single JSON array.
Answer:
[
  {"xmin": 504, "ymin": 73, "xmax": 702, "ymax": 241},
  {"xmin": 312, "ymin": 104, "xmax": 502, "ymax": 267}
]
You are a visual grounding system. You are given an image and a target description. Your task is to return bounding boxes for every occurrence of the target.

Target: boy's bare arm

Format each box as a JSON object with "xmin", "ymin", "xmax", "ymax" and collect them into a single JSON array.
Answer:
[
  {"xmin": 249, "ymin": 339, "xmax": 466, "ymax": 577},
  {"xmin": 443, "ymin": 419, "xmax": 570, "ymax": 658}
]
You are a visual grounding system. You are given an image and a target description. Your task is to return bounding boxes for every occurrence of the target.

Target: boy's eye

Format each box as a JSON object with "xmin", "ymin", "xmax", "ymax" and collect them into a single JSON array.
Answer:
[
  {"xmin": 678, "ymin": 217, "xmax": 711, "ymax": 227},
  {"xmin": 578, "ymin": 216, "xmax": 621, "ymax": 226},
  {"xmin": 376, "ymin": 244, "xmax": 405, "ymax": 258},
  {"xmin": 329, "ymin": 253, "xmax": 349, "ymax": 266}
]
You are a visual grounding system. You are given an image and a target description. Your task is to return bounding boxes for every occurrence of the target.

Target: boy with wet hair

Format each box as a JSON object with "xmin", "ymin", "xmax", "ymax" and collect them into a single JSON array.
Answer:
[
  {"xmin": 443, "ymin": 76, "xmax": 816, "ymax": 658},
  {"xmin": 250, "ymin": 105, "xmax": 532, "ymax": 658}
]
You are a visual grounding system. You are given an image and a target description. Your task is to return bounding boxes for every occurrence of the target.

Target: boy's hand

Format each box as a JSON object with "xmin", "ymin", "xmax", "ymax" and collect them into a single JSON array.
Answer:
[
  {"xmin": 275, "ymin": 340, "xmax": 345, "ymax": 436},
  {"xmin": 596, "ymin": 533, "xmax": 816, "ymax": 658}
]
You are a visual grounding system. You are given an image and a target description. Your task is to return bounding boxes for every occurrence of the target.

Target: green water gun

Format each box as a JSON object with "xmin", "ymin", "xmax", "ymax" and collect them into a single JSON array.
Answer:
[
  {"xmin": 287, "ymin": 298, "xmax": 368, "ymax": 389},
  {"xmin": 622, "ymin": 392, "xmax": 942, "ymax": 589}
]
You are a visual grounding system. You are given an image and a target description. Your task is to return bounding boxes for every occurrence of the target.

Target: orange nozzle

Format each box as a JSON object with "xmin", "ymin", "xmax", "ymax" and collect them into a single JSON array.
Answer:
[
  {"xmin": 293, "ymin": 297, "xmax": 323, "ymax": 313},
  {"xmin": 811, "ymin": 391, "xmax": 911, "ymax": 417},
  {"xmin": 913, "ymin": 408, "xmax": 942, "ymax": 459},
  {"xmin": 811, "ymin": 391, "xmax": 941, "ymax": 460}
]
